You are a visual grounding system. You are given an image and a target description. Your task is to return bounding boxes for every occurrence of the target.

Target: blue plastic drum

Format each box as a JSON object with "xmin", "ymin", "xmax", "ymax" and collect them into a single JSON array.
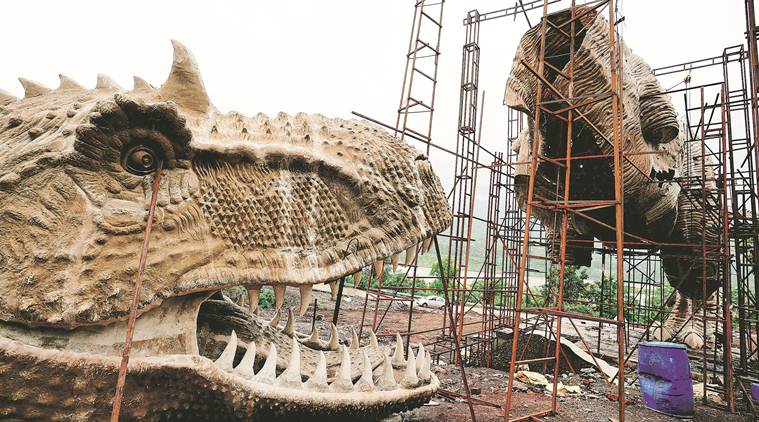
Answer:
[{"xmin": 638, "ymin": 341, "xmax": 694, "ymax": 418}]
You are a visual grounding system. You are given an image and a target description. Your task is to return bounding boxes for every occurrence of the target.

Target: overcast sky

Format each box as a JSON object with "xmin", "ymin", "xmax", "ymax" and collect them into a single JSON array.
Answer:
[{"xmin": 1, "ymin": 0, "xmax": 747, "ymax": 198}]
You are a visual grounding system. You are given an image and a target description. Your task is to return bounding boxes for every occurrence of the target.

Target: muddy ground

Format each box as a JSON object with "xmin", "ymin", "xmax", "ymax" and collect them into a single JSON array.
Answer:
[{"xmin": 227, "ymin": 285, "xmax": 755, "ymax": 422}]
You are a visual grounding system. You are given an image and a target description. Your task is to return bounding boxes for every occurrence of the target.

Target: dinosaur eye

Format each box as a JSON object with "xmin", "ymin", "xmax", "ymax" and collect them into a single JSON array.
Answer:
[{"xmin": 122, "ymin": 144, "xmax": 161, "ymax": 175}]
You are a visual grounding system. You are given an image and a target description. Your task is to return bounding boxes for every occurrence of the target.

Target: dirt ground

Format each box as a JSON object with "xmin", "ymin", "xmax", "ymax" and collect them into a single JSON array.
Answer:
[{"xmin": 231, "ymin": 286, "xmax": 755, "ymax": 422}]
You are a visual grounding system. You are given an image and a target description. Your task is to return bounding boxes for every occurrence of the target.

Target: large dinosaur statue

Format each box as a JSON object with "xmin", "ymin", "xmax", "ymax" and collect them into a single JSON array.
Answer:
[
  {"xmin": 0, "ymin": 41, "xmax": 451, "ymax": 420},
  {"xmin": 505, "ymin": 6, "xmax": 720, "ymax": 349}
]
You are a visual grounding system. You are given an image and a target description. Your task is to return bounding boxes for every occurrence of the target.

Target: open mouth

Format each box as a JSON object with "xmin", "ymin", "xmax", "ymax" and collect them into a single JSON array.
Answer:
[{"xmin": 0, "ymin": 238, "xmax": 440, "ymax": 420}]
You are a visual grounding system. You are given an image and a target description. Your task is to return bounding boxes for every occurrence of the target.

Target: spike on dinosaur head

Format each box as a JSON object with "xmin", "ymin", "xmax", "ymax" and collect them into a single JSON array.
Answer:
[
  {"xmin": 18, "ymin": 78, "xmax": 51, "ymax": 98},
  {"xmin": 158, "ymin": 40, "xmax": 212, "ymax": 113},
  {"xmin": 57, "ymin": 74, "xmax": 85, "ymax": 90},
  {"xmin": 95, "ymin": 74, "xmax": 120, "ymax": 90},
  {"xmin": 132, "ymin": 76, "xmax": 154, "ymax": 93},
  {"xmin": 0, "ymin": 89, "xmax": 16, "ymax": 106}
]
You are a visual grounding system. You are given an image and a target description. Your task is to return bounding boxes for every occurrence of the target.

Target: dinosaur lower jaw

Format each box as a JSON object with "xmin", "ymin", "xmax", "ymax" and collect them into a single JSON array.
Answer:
[{"xmin": 0, "ymin": 289, "xmax": 439, "ymax": 420}]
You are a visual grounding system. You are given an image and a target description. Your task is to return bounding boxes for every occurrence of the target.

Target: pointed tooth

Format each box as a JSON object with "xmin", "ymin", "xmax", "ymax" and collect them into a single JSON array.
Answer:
[
  {"xmin": 246, "ymin": 286, "xmax": 260, "ymax": 314},
  {"xmin": 377, "ymin": 354, "xmax": 398, "ymax": 391},
  {"xmin": 327, "ymin": 323, "xmax": 340, "ymax": 351},
  {"xmin": 404, "ymin": 246, "xmax": 416, "ymax": 266},
  {"xmin": 255, "ymin": 344, "xmax": 278, "ymax": 385},
  {"xmin": 373, "ymin": 260, "xmax": 384, "ymax": 279},
  {"xmin": 350, "ymin": 328, "xmax": 360, "ymax": 351},
  {"xmin": 57, "ymin": 74, "xmax": 84, "ymax": 90},
  {"xmin": 329, "ymin": 345, "xmax": 353, "ymax": 392},
  {"xmin": 19, "ymin": 78, "xmax": 50, "ymax": 98},
  {"xmin": 355, "ymin": 349, "xmax": 376, "ymax": 392},
  {"xmin": 419, "ymin": 350, "xmax": 432, "ymax": 383},
  {"xmin": 391, "ymin": 333, "xmax": 406, "ymax": 368},
  {"xmin": 415, "ymin": 343, "xmax": 425, "ymax": 371},
  {"xmin": 328, "ymin": 280, "xmax": 339, "ymax": 300},
  {"xmin": 391, "ymin": 253, "xmax": 400, "ymax": 271},
  {"xmin": 422, "ymin": 238, "xmax": 432, "ymax": 253},
  {"xmin": 214, "ymin": 330, "xmax": 237, "ymax": 372},
  {"xmin": 400, "ymin": 345, "xmax": 420, "ymax": 388},
  {"xmin": 353, "ymin": 271, "xmax": 362, "ymax": 286},
  {"xmin": 269, "ymin": 309, "xmax": 281, "ymax": 327},
  {"xmin": 277, "ymin": 337, "xmax": 302, "ymax": 388},
  {"xmin": 234, "ymin": 341, "xmax": 256, "ymax": 379},
  {"xmin": 369, "ymin": 330, "xmax": 379, "ymax": 351},
  {"xmin": 298, "ymin": 285, "xmax": 312, "ymax": 316},
  {"xmin": 95, "ymin": 74, "xmax": 120, "ymax": 90},
  {"xmin": 274, "ymin": 286, "xmax": 286, "ymax": 311},
  {"xmin": 305, "ymin": 351, "xmax": 329, "ymax": 392},
  {"xmin": 308, "ymin": 326, "xmax": 320, "ymax": 343},
  {"xmin": 283, "ymin": 308, "xmax": 295, "ymax": 337}
]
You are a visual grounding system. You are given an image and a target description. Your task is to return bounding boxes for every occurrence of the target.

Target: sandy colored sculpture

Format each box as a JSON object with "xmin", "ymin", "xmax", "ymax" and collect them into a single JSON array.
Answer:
[
  {"xmin": 0, "ymin": 41, "xmax": 451, "ymax": 420},
  {"xmin": 505, "ymin": 6, "xmax": 719, "ymax": 349}
]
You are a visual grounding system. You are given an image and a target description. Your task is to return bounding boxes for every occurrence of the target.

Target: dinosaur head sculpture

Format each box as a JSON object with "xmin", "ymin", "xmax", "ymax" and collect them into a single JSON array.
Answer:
[
  {"xmin": 0, "ymin": 41, "xmax": 450, "ymax": 420},
  {"xmin": 503, "ymin": 5, "xmax": 719, "ymax": 305}
]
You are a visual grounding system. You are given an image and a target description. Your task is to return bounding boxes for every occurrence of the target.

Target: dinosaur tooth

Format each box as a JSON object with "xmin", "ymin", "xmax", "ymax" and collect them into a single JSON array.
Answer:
[
  {"xmin": 391, "ymin": 333, "xmax": 406, "ymax": 368},
  {"xmin": 391, "ymin": 253, "xmax": 400, "ymax": 271},
  {"xmin": 350, "ymin": 328, "xmax": 360, "ymax": 351},
  {"xmin": 304, "ymin": 351, "xmax": 329, "ymax": 392},
  {"xmin": 329, "ymin": 345, "xmax": 353, "ymax": 393},
  {"xmin": 214, "ymin": 330, "xmax": 237, "ymax": 372},
  {"xmin": 95, "ymin": 74, "xmax": 120, "ymax": 90},
  {"xmin": 422, "ymin": 238, "xmax": 432, "ymax": 253},
  {"xmin": 404, "ymin": 246, "xmax": 416, "ymax": 266},
  {"xmin": 328, "ymin": 280, "xmax": 339, "ymax": 300},
  {"xmin": 255, "ymin": 343, "xmax": 278, "ymax": 385},
  {"xmin": 307, "ymin": 326, "xmax": 320, "ymax": 344},
  {"xmin": 246, "ymin": 285, "xmax": 260, "ymax": 314},
  {"xmin": 373, "ymin": 260, "xmax": 384, "ymax": 279},
  {"xmin": 269, "ymin": 309, "xmax": 281, "ymax": 327},
  {"xmin": 377, "ymin": 355, "xmax": 398, "ymax": 391},
  {"xmin": 352, "ymin": 271, "xmax": 362, "ymax": 286},
  {"xmin": 415, "ymin": 343, "xmax": 425, "ymax": 371},
  {"xmin": 354, "ymin": 349, "xmax": 376, "ymax": 392},
  {"xmin": 276, "ymin": 337, "xmax": 302, "ymax": 389},
  {"xmin": 327, "ymin": 323, "xmax": 339, "ymax": 351},
  {"xmin": 57, "ymin": 74, "xmax": 84, "ymax": 90},
  {"xmin": 234, "ymin": 341, "xmax": 256, "ymax": 379},
  {"xmin": 298, "ymin": 284, "xmax": 312, "ymax": 316},
  {"xmin": 369, "ymin": 329, "xmax": 379, "ymax": 351},
  {"xmin": 400, "ymin": 345, "xmax": 420, "ymax": 388},
  {"xmin": 283, "ymin": 308, "xmax": 295, "ymax": 337},
  {"xmin": 19, "ymin": 78, "xmax": 51, "ymax": 98},
  {"xmin": 274, "ymin": 285, "xmax": 286, "ymax": 311},
  {"xmin": 419, "ymin": 350, "xmax": 432, "ymax": 383}
]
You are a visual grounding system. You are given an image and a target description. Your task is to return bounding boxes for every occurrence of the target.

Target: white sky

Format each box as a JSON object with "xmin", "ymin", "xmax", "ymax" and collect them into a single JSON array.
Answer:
[{"xmin": 0, "ymin": 0, "xmax": 747, "ymax": 197}]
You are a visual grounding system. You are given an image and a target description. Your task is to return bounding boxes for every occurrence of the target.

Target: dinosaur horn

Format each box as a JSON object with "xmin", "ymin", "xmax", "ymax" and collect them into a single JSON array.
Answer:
[
  {"xmin": 95, "ymin": 74, "xmax": 121, "ymax": 90},
  {"xmin": 18, "ymin": 78, "xmax": 50, "ymax": 98},
  {"xmin": 158, "ymin": 40, "xmax": 211, "ymax": 113},
  {"xmin": 132, "ymin": 76, "xmax": 154, "ymax": 93},
  {"xmin": 57, "ymin": 74, "xmax": 85, "ymax": 90},
  {"xmin": 0, "ymin": 89, "xmax": 17, "ymax": 106}
]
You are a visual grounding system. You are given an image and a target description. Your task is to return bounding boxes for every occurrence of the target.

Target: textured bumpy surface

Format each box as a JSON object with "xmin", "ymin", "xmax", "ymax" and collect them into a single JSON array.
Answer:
[
  {"xmin": 505, "ymin": 7, "xmax": 719, "ymax": 349},
  {"xmin": 0, "ymin": 40, "xmax": 450, "ymax": 420}
]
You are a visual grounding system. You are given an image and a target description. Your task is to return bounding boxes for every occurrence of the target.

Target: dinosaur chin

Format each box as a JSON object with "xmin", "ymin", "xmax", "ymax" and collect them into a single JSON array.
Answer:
[{"xmin": 0, "ymin": 40, "xmax": 451, "ymax": 419}]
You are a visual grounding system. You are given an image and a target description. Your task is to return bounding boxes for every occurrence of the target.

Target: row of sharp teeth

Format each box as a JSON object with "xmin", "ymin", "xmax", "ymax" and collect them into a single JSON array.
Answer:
[
  {"xmin": 212, "ymin": 331, "xmax": 432, "ymax": 392},
  {"xmin": 244, "ymin": 238, "xmax": 434, "ymax": 316}
]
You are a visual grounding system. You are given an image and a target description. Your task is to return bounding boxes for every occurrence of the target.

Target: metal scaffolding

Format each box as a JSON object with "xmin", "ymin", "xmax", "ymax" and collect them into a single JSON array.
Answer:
[{"xmin": 345, "ymin": 0, "xmax": 759, "ymax": 420}]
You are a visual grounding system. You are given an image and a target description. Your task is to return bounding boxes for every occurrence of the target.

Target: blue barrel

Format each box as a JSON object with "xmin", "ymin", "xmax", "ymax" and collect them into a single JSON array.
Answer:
[
  {"xmin": 752, "ymin": 382, "xmax": 759, "ymax": 401},
  {"xmin": 638, "ymin": 341, "xmax": 694, "ymax": 418}
]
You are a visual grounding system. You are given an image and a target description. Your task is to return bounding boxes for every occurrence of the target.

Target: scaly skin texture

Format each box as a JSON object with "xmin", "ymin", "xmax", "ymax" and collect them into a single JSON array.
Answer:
[
  {"xmin": 0, "ymin": 41, "xmax": 450, "ymax": 420},
  {"xmin": 505, "ymin": 6, "xmax": 719, "ymax": 349}
]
